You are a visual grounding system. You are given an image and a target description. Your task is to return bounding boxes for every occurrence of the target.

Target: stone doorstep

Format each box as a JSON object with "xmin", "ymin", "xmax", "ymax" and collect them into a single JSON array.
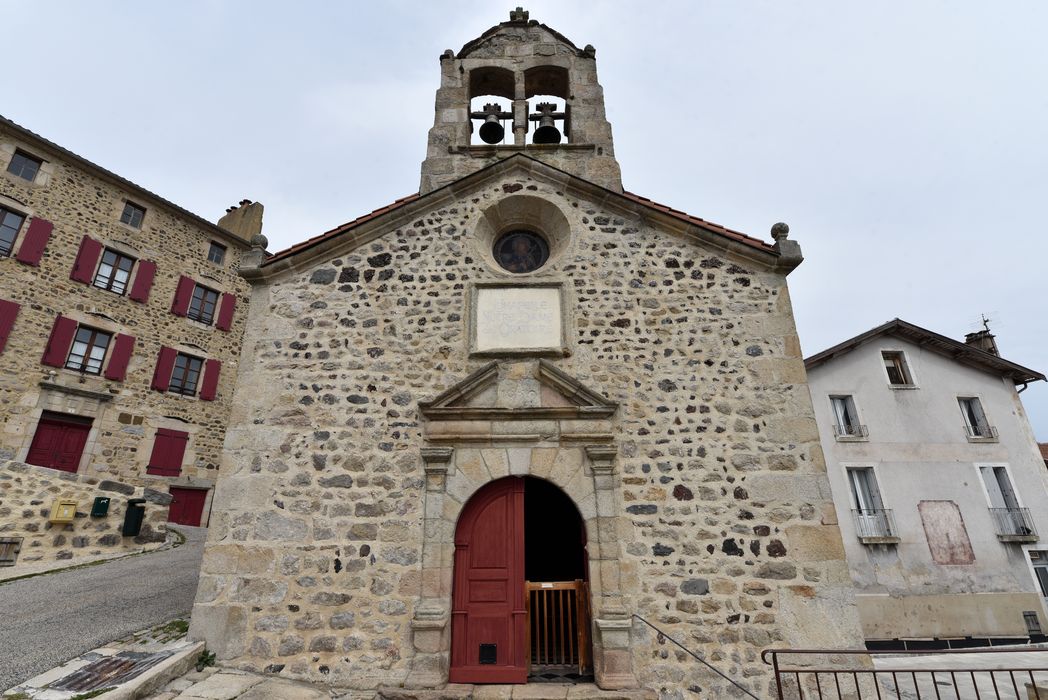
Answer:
[{"xmin": 375, "ymin": 685, "xmax": 656, "ymax": 700}]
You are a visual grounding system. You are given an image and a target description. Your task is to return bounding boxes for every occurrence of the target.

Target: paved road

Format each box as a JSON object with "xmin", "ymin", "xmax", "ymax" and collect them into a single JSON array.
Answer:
[{"xmin": 0, "ymin": 526, "xmax": 206, "ymax": 692}]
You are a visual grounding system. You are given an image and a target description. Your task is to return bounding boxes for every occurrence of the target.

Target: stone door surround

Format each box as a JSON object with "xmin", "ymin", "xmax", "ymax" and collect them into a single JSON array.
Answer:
[{"xmin": 406, "ymin": 361, "xmax": 637, "ymax": 690}]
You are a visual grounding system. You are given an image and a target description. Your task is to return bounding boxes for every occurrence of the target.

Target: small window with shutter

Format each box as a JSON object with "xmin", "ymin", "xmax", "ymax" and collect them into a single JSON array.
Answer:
[
  {"xmin": 93, "ymin": 248, "xmax": 137, "ymax": 295},
  {"xmin": 0, "ymin": 206, "xmax": 26, "ymax": 257},
  {"xmin": 65, "ymin": 326, "xmax": 113, "ymax": 375},
  {"xmin": 146, "ymin": 428, "xmax": 189, "ymax": 476},
  {"xmin": 169, "ymin": 353, "xmax": 204, "ymax": 396}
]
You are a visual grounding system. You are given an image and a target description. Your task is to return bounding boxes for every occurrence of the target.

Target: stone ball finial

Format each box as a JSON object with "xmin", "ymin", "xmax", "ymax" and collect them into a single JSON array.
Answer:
[
  {"xmin": 583, "ymin": 44, "xmax": 596, "ymax": 57},
  {"xmin": 771, "ymin": 222, "xmax": 790, "ymax": 241},
  {"xmin": 440, "ymin": 49, "xmax": 454, "ymax": 61},
  {"xmin": 250, "ymin": 233, "xmax": 269, "ymax": 250}
]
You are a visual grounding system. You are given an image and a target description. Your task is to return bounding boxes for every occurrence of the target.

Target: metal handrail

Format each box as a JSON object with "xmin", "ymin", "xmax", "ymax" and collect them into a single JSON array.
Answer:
[
  {"xmin": 833, "ymin": 423, "xmax": 868, "ymax": 438},
  {"xmin": 851, "ymin": 508, "xmax": 897, "ymax": 539},
  {"xmin": 989, "ymin": 507, "xmax": 1037, "ymax": 537},
  {"xmin": 762, "ymin": 647, "xmax": 1048, "ymax": 700},
  {"xmin": 965, "ymin": 424, "xmax": 999, "ymax": 439},
  {"xmin": 631, "ymin": 614, "xmax": 760, "ymax": 699}
]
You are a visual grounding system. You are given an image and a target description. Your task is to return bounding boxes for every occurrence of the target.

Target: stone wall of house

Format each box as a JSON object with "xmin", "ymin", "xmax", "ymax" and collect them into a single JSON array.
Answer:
[
  {"xmin": 190, "ymin": 168, "xmax": 863, "ymax": 698},
  {"xmin": 0, "ymin": 459, "xmax": 171, "ymax": 570},
  {"xmin": 0, "ymin": 123, "xmax": 252, "ymax": 498}
]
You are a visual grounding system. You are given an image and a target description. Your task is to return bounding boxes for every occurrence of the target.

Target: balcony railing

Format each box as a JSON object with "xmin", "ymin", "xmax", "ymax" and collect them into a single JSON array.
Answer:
[
  {"xmin": 833, "ymin": 423, "xmax": 869, "ymax": 439},
  {"xmin": 851, "ymin": 508, "xmax": 898, "ymax": 542},
  {"xmin": 989, "ymin": 507, "xmax": 1038, "ymax": 540},
  {"xmin": 965, "ymin": 423, "xmax": 999, "ymax": 440}
]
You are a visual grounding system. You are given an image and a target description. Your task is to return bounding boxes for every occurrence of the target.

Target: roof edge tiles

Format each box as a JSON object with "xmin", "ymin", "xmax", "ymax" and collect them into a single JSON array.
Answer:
[
  {"xmin": 260, "ymin": 154, "xmax": 775, "ymax": 268},
  {"xmin": 0, "ymin": 114, "xmax": 250, "ymax": 249},
  {"xmin": 804, "ymin": 318, "xmax": 1045, "ymax": 385}
]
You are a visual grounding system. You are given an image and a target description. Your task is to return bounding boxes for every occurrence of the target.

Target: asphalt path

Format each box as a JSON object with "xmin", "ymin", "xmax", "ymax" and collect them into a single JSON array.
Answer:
[{"xmin": 0, "ymin": 526, "xmax": 206, "ymax": 691}]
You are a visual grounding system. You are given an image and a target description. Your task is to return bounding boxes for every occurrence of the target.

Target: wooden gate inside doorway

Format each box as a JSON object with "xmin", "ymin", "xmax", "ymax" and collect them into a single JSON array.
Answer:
[{"xmin": 526, "ymin": 580, "xmax": 592, "ymax": 675}]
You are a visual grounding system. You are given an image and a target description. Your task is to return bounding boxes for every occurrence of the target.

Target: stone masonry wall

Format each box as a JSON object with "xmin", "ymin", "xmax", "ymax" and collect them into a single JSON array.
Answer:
[
  {"xmin": 0, "ymin": 124, "xmax": 251, "ymax": 495},
  {"xmin": 0, "ymin": 459, "xmax": 170, "ymax": 570},
  {"xmin": 192, "ymin": 170, "xmax": 862, "ymax": 698}
]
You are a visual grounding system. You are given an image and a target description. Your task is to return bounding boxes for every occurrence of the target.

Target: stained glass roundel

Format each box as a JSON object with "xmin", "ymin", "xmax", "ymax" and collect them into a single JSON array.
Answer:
[{"xmin": 493, "ymin": 230, "xmax": 550, "ymax": 273}]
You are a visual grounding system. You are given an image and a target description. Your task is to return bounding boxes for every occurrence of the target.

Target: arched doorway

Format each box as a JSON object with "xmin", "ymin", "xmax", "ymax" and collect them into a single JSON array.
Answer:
[{"xmin": 449, "ymin": 476, "xmax": 592, "ymax": 684}]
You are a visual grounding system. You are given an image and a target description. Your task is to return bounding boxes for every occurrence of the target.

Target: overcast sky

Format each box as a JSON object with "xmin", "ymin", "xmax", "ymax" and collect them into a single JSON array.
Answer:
[{"xmin": 3, "ymin": 1, "xmax": 1046, "ymax": 437}]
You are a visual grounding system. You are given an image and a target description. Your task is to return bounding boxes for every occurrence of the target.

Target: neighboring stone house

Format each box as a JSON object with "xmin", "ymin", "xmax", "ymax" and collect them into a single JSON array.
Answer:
[
  {"xmin": 0, "ymin": 115, "xmax": 258, "ymax": 567},
  {"xmin": 189, "ymin": 9, "xmax": 864, "ymax": 697},
  {"xmin": 805, "ymin": 319, "xmax": 1048, "ymax": 648}
]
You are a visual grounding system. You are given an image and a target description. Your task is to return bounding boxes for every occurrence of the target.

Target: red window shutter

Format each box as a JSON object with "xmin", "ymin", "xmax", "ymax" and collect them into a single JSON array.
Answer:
[
  {"xmin": 16, "ymin": 218, "xmax": 53, "ymax": 266},
  {"xmin": 199, "ymin": 359, "xmax": 221, "ymax": 401},
  {"xmin": 215, "ymin": 292, "xmax": 236, "ymax": 331},
  {"xmin": 69, "ymin": 236, "xmax": 103, "ymax": 283},
  {"xmin": 128, "ymin": 260, "xmax": 156, "ymax": 303},
  {"xmin": 151, "ymin": 346, "xmax": 177, "ymax": 391},
  {"xmin": 103, "ymin": 334, "xmax": 135, "ymax": 381},
  {"xmin": 0, "ymin": 299, "xmax": 20, "ymax": 354},
  {"xmin": 41, "ymin": 315, "xmax": 78, "ymax": 367},
  {"xmin": 147, "ymin": 428, "xmax": 189, "ymax": 476},
  {"xmin": 170, "ymin": 275, "xmax": 194, "ymax": 316}
]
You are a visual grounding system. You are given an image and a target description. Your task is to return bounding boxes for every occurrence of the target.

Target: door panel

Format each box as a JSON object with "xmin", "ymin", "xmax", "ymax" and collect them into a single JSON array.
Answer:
[
  {"xmin": 450, "ymin": 478, "xmax": 526, "ymax": 684},
  {"xmin": 26, "ymin": 415, "xmax": 91, "ymax": 473},
  {"xmin": 168, "ymin": 487, "xmax": 207, "ymax": 527}
]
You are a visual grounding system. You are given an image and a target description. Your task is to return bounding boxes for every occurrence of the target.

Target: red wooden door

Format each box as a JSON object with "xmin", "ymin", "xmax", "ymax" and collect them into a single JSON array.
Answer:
[
  {"xmin": 449, "ymin": 477, "xmax": 527, "ymax": 684},
  {"xmin": 26, "ymin": 414, "xmax": 92, "ymax": 473},
  {"xmin": 168, "ymin": 487, "xmax": 208, "ymax": 527}
]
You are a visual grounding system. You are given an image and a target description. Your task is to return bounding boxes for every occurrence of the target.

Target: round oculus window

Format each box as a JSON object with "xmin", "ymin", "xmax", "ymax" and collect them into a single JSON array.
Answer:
[{"xmin": 493, "ymin": 231, "xmax": 549, "ymax": 273}]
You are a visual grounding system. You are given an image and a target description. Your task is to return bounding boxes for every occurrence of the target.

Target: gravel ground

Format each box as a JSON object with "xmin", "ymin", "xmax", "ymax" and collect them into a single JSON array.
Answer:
[{"xmin": 0, "ymin": 526, "xmax": 206, "ymax": 692}]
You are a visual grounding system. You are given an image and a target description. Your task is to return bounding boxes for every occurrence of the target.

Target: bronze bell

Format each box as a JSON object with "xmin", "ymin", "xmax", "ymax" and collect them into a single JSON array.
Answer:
[
  {"xmin": 531, "ymin": 102, "xmax": 562, "ymax": 144},
  {"xmin": 472, "ymin": 103, "xmax": 509, "ymax": 145},
  {"xmin": 478, "ymin": 114, "xmax": 505, "ymax": 144}
]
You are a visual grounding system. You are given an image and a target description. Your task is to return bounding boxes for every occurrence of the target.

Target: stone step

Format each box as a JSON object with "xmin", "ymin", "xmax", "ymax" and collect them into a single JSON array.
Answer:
[{"xmin": 375, "ymin": 684, "xmax": 657, "ymax": 700}]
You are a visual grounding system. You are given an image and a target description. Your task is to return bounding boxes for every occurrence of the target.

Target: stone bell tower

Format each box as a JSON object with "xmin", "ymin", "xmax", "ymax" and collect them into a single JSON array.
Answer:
[{"xmin": 420, "ymin": 7, "xmax": 622, "ymax": 194}]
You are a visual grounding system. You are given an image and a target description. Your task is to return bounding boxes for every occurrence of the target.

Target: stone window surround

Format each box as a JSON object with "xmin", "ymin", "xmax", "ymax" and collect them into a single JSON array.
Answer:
[
  {"xmin": 406, "ymin": 442, "xmax": 637, "ymax": 690},
  {"xmin": 0, "ymin": 142, "xmax": 55, "ymax": 187},
  {"xmin": 467, "ymin": 280, "xmax": 572, "ymax": 359},
  {"xmin": 14, "ymin": 383, "xmax": 113, "ymax": 473}
]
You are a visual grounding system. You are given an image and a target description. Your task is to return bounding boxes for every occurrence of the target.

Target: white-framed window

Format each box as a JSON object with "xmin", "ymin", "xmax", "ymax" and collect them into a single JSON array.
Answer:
[
  {"xmin": 959, "ymin": 397, "xmax": 996, "ymax": 440},
  {"xmin": 882, "ymin": 350, "xmax": 915, "ymax": 387},
  {"xmin": 977, "ymin": 463, "xmax": 1035, "ymax": 538},
  {"xmin": 845, "ymin": 465, "xmax": 896, "ymax": 540},
  {"xmin": 830, "ymin": 395, "xmax": 866, "ymax": 439}
]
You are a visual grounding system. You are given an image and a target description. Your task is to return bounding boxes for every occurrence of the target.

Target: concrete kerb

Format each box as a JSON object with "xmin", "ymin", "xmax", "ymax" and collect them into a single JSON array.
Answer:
[{"xmin": 106, "ymin": 641, "xmax": 204, "ymax": 700}]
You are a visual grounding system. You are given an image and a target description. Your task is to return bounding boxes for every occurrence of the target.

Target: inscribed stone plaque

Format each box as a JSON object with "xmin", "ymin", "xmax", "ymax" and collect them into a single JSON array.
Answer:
[{"xmin": 474, "ymin": 286, "xmax": 562, "ymax": 354}]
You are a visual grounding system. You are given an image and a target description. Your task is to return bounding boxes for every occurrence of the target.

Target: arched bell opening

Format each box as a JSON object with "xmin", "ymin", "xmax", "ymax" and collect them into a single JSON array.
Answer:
[
  {"xmin": 469, "ymin": 66, "xmax": 515, "ymax": 145},
  {"xmin": 525, "ymin": 66, "xmax": 570, "ymax": 144},
  {"xmin": 448, "ymin": 476, "xmax": 593, "ymax": 685}
]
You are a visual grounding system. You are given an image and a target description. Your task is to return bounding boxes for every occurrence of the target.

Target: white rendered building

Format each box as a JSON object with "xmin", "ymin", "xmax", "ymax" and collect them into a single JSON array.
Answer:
[{"xmin": 806, "ymin": 319, "xmax": 1048, "ymax": 648}]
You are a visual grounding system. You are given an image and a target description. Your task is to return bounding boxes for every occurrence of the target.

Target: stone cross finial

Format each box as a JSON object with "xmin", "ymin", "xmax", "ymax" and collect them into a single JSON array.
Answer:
[{"xmin": 509, "ymin": 7, "xmax": 529, "ymax": 22}]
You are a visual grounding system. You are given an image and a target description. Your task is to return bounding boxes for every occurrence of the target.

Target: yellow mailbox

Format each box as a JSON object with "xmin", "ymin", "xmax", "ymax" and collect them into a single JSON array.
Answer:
[{"xmin": 49, "ymin": 499, "xmax": 78, "ymax": 524}]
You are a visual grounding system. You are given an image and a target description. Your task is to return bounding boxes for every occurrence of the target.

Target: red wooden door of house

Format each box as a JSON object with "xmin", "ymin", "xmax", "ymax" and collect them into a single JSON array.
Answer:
[
  {"xmin": 449, "ymin": 477, "xmax": 527, "ymax": 684},
  {"xmin": 25, "ymin": 413, "xmax": 92, "ymax": 473},
  {"xmin": 168, "ymin": 487, "xmax": 208, "ymax": 527}
]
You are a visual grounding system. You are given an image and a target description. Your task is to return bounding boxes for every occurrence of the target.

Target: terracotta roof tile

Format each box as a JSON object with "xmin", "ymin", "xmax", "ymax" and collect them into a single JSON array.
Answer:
[
  {"xmin": 262, "ymin": 194, "xmax": 420, "ymax": 266},
  {"xmin": 621, "ymin": 191, "xmax": 775, "ymax": 252},
  {"xmin": 262, "ymin": 156, "xmax": 778, "ymax": 268}
]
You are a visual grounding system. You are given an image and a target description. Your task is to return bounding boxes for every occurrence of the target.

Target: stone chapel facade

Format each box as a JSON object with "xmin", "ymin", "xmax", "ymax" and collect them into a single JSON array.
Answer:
[{"xmin": 190, "ymin": 9, "xmax": 864, "ymax": 697}]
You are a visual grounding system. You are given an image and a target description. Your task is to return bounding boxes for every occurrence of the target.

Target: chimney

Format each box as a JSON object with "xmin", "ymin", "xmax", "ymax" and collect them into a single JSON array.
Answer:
[
  {"xmin": 964, "ymin": 329, "xmax": 999, "ymax": 356},
  {"xmin": 217, "ymin": 199, "xmax": 264, "ymax": 242}
]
